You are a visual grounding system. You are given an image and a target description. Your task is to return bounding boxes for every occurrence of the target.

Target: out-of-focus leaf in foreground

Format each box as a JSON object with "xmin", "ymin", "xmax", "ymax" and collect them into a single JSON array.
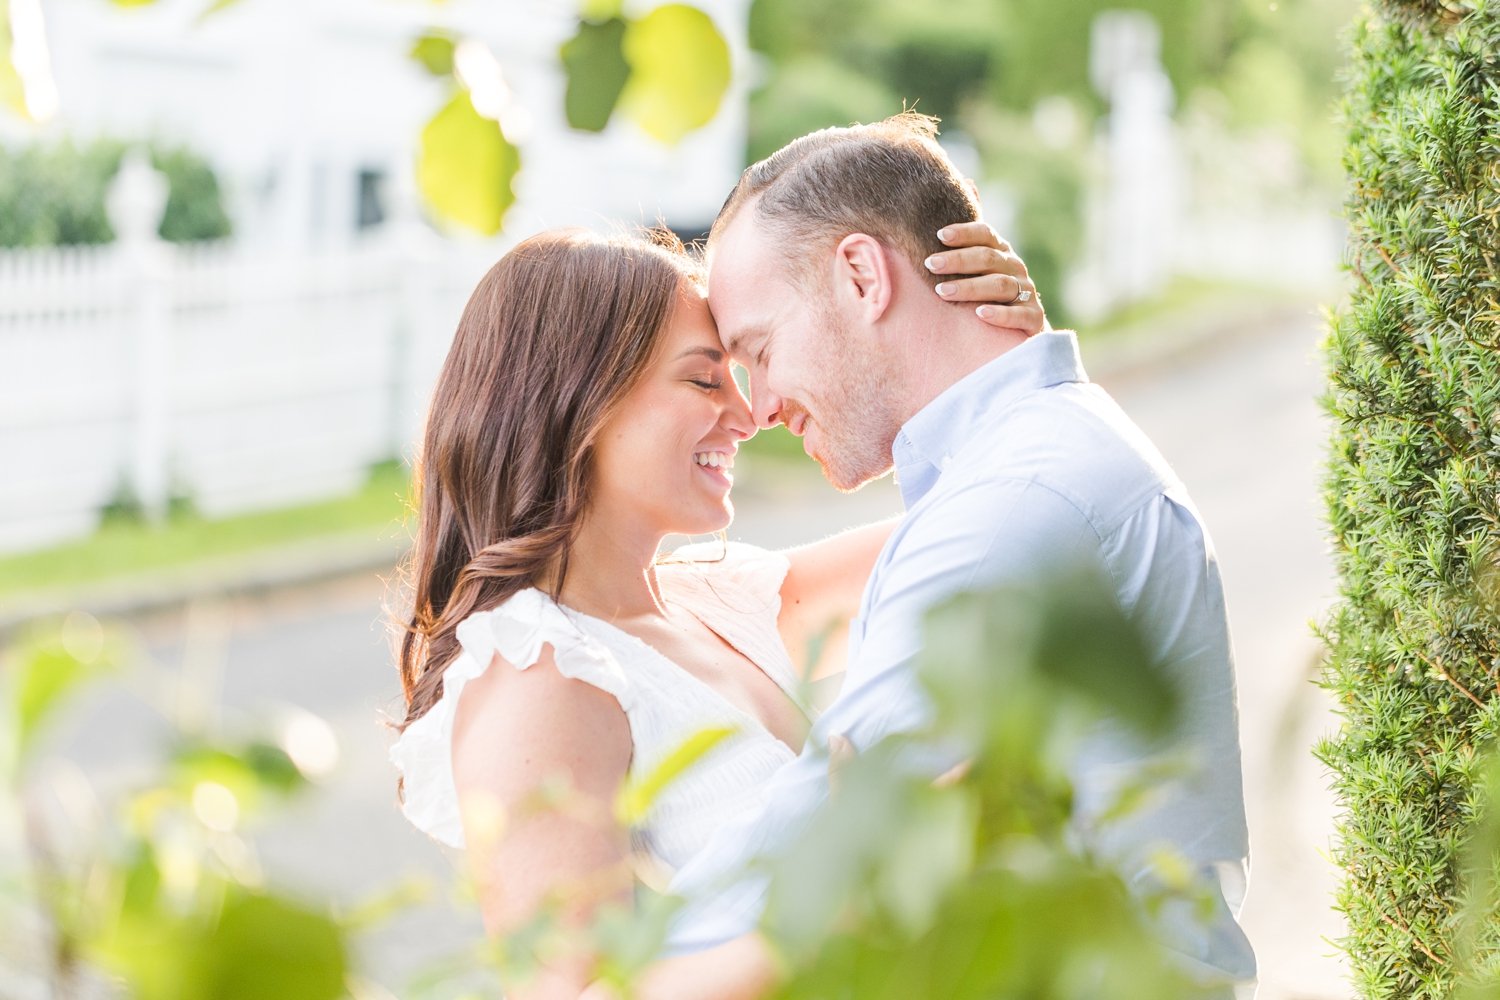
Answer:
[
  {"xmin": 417, "ymin": 90, "xmax": 520, "ymax": 236},
  {"xmin": 617, "ymin": 724, "xmax": 736, "ymax": 825},
  {"xmin": 560, "ymin": 17, "xmax": 630, "ymax": 132},
  {"xmin": 619, "ymin": 4, "xmax": 730, "ymax": 144},
  {"xmin": 409, "ymin": 31, "xmax": 457, "ymax": 77}
]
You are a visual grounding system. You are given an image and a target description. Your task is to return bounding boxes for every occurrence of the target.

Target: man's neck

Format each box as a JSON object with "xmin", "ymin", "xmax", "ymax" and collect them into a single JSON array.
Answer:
[{"xmin": 891, "ymin": 314, "xmax": 1030, "ymax": 429}]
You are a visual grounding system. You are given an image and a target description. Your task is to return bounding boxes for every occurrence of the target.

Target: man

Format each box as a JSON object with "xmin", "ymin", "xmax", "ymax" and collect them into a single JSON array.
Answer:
[{"xmin": 664, "ymin": 111, "xmax": 1255, "ymax": 993}]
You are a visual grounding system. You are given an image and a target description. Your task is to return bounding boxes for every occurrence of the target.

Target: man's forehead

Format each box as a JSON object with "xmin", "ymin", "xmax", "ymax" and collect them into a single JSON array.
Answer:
[
  {"xmin": 707, "ymin": 210, "xmax": 773, "ymax": 284},
  {"xmin": 706, "ymin": 211, "xmax": 779, "ymax": 343}
]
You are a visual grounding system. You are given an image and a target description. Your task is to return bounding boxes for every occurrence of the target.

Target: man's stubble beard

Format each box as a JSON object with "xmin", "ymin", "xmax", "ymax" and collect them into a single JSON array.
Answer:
[{"xmin": 805, "ymin": 305, "xmax": 898, "ymax": 493}]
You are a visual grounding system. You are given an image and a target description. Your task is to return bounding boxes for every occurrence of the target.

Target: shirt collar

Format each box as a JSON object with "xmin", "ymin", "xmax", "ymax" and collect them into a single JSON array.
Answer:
[{"xmin": 891, "ymin": 330, "xmax": 1089, "ymax": 508}]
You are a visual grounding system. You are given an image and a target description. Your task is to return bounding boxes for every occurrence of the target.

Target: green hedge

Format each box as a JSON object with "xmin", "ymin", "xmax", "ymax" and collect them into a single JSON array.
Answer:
[
  {"xmin": 1318, "ymin": 1, "xmax": 1500, "ymax": 996},
  {"xmin": 0, "ymin": 139, "xmax": 231, "ymax": 247}
]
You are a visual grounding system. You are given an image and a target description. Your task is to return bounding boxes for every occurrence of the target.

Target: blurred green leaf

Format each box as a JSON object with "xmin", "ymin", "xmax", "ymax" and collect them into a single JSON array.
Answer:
[
  {"xmin": 873, "ymin": 785, "xmax": 975, "ymax": 935},
  {"xmin": 0, "ymin": 0, "xmax": 26, "ymax": 120},
  {"xmin": 590, "ymin": 890, "xmax": 682, "ymax": 986},
  {"xmin": 616, "ymin": 724, "xmax": 736, "ymax": 825},
  {"xmin": 416, "ymin": 90, "xmax": 520, "ymax": 236},
  {"xmin": 169, "ymin": 739, "xmax": 307, "ymax": 824},
  {"xmin": 409, "ymin": 31, "xmax": 457, "ymax": 77},
  {"xmin": 560, "ymin": 17, "xmax": 630, "ymax": 132},
  {"xmin": 187, "ymin": 891, "xmax": 347, "ymax": 1000},
  {"xmin": 619, "ymin": 4, "xmax": 731, "ymax": 144},
  {"xmin": 242, "ymin": 739, "xmax": 306, "ymax": 792},
  {"xmin": 108, "ymin": 0, "xmax": 160, "ymax": 6},
  {"xmin": 764, "ymin": 739, "xmax": 913, "ymax": 956},
  {"xmin": 339, "ymin": 875, "xmax": 435, "ymax": 932},
  {"xmin": 10, "ymin": 626, "xmax": 115, "ymax": 766}
]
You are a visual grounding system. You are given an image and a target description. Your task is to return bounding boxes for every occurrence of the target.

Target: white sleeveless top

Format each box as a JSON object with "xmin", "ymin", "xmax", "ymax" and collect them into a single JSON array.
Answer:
[{"xmin": 388, "ymin": 542, "xmax": 811, "ymax": 878}]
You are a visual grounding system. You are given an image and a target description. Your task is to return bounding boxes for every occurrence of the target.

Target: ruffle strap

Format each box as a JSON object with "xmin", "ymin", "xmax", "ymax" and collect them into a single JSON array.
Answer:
[{"xmin": 388, "ymin": 589, "xmax": 634, "ymax": 849}]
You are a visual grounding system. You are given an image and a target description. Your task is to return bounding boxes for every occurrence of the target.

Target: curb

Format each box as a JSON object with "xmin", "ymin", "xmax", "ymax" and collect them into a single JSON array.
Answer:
[
  {"xmin": 1, "ymin": 293, "xmax": 1329, "ymax": 633},
  {"xmin": 0, "ymin": 534, "xmax": 410, "ymax": 634}
]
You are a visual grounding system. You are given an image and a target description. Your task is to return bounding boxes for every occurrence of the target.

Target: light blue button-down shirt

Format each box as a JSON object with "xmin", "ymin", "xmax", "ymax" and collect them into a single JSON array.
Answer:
[{"xmin": 667, "ymin": 331, "xmax": 1255, "ymax": 984}]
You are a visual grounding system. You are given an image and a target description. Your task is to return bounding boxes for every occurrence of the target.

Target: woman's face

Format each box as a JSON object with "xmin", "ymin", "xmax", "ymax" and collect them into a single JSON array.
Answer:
[{"xmin": 589, "ymin": 283, "xmax": 755, "ymax": 541}]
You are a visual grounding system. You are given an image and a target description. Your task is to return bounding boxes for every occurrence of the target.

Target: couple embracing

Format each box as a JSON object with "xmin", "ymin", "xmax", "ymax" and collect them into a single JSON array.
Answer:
[{"xmin": 389, "ymin": 112, "xmax": 1255, "ymax": 999}]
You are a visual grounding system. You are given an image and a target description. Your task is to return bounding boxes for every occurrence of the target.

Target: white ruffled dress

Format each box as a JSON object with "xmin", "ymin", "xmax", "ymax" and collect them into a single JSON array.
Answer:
[{"xmin": 388, "ymin": 542, "xmax": 811, "ymax": 877}]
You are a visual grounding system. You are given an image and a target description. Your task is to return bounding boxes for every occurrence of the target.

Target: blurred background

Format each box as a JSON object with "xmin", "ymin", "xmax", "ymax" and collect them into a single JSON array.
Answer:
[{"xmin": 0, "ymin": 0, "xmax": 1357, "ymax": 997}]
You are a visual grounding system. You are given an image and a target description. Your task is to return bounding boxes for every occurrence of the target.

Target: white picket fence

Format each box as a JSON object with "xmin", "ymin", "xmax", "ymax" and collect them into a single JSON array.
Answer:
[{"xmin": 0, "ymin": 226, "xmax": 495, "ymax": 556}]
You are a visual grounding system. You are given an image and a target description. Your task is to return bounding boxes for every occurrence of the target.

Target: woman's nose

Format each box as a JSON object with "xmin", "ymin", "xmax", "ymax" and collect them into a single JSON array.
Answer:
[{"xmin": 724, "ymin": 380, "xmax": 757, "ymax": 441}]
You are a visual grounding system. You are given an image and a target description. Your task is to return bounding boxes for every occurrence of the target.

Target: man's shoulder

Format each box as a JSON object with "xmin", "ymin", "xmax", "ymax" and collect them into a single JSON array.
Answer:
[{"xmin": 935, "ymin": 381, "xmax": 1179, "ymax": 532}]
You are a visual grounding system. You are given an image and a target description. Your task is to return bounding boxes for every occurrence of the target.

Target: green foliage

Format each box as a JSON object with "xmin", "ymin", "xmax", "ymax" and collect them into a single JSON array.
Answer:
[
  {"xmin": 417, "ymin": 90, "xmax": 521, "ymax": 237},
  {"xmin": 1318, "ymin": 1, "xmax": 1500, "ymax": 995},
  {"xmin": 408, "ymin": 2, "xmax": 729, "ymax": 233},
  {"xmin": 150, "ymin": 145, "xmax": 234, "ymax": 242},
  {"xmin": 0, "ymin": 0, "xmax": 25, "ymax": 119},
  {"xmin": 760, "ymin": 577, "xmax": 1201, "ymax": 998},
  {"xmin": 745, "ymin": 0, "xmax": 1360, "ymax": 319},
  {"xmin": 616, "ymin": 724, "xmax": 737, "ymax": 825},
  {"xmin": 747, "ymin": 0, "xmax": 1357, "ymax": 158},
  {"xmin": 545, "ymin": 3, "xmax": 733, "ymax": 146},
  {"xmin": 617, "ymin": 4, "xmax": 732, "ymax": 145},
  {"xmin": 0, "ymin": 140, "xmax": 231, "ymax": 247},
  {"xmin": 0, "ymin": 574, "xmax": 1268, "ymax": 995},
  {"xmin": 0, "ymin": 459, "xmax": 409, "ymax": 601},
  {"xmin": 408, "ymin": 31, "xmax": 457, "ymax": 77},
  {"xmin": 0, "ymin": 621, "xmax": 357, "ymax": 999},
  {"xmin": 2, "ymin": 614, "xmax": 119, "ymax": 777},
  {"xmin": 561, "ymin": 17, "xmax": 631, "ymax": 133}
]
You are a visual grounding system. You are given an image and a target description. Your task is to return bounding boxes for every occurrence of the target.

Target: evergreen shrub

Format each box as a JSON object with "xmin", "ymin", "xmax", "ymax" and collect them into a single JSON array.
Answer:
[
  {"xmin": 1318, "ymin": 1, "xmax": 1500, "ymax": 996},
  {"xmin": 0, "ymin": 139, "xmax": 231, "ymax": 247}
]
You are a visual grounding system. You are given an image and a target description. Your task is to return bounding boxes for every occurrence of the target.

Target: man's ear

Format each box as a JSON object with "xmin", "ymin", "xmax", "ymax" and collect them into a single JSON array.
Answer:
[{"xmin": 832, "ymin": 233, "xmax": 894, "ymax": 322}]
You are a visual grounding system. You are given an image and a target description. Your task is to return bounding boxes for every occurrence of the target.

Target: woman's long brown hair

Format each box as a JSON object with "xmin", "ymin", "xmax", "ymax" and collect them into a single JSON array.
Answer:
[{"xmin": 396, "ymin": 229, "xmax": 700, "ymax": 740}]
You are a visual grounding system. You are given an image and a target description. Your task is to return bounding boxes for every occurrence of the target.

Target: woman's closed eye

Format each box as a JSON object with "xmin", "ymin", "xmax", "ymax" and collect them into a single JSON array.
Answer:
[{"xmin": 689, "ymin": 377, "xmax": 725, "ymax": 391}]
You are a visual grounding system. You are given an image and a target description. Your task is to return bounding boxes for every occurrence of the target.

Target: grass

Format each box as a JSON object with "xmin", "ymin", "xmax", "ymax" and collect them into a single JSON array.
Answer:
[{"xmin": 0, "ymin": 461, "xmax": 412, "ymax": 599}]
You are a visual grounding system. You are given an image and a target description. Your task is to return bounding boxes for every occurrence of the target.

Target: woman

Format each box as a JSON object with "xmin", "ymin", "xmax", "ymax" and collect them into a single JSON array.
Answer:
[{"xmin": 389, "ymin": 223, "xmax": 1044, "ymax": 998}]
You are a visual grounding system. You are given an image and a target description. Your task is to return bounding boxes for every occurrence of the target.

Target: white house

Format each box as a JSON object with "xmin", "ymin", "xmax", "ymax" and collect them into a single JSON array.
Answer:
[
  {"xmin": 23, "ymin": 0, "xmax": 752, "ymax": 245},
  {"xmin": 0, "ymin": 0, "xmax": 752, "ymax": 556}
]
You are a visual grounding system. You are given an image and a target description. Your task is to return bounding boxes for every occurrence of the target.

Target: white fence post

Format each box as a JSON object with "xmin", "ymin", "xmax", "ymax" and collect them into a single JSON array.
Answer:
[{"xmin": 107, "ymin": 150, "xmax": 173, "ymax": 523}]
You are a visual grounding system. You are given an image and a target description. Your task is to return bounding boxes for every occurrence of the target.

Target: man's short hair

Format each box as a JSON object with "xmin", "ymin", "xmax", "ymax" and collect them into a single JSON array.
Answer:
[{"xmin": 709, "ymin": 111, "xmax": 981, "ymax": 289}]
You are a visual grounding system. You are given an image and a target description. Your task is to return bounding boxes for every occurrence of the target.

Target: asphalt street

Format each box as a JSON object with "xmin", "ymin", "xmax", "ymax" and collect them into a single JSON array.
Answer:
[{"xmin": 29, "ymin": 309, "xmax": 1345, "ymax": 998}]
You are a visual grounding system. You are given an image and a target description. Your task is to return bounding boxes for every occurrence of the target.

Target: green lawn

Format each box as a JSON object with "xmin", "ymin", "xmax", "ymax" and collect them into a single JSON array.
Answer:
[{"xmin": 0, "ymin": 462, "xmax": 412, "ymax": 598}]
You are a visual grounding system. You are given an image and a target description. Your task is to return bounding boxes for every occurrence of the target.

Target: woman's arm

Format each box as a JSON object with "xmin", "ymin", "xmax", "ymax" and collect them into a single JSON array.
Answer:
[
  {"xmin": 777, "ymin": 517, "xmax": 900, "ymax": 683},
  {"xmin": 451, "ymin": 645, "xmax": 634, "ymax": 1000}
]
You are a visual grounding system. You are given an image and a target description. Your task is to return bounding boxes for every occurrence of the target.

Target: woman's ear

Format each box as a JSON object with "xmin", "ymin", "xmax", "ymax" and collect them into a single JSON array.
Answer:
[{"xmin": 832, "ymin": 233, "xmax": 894, "ymax": 322}]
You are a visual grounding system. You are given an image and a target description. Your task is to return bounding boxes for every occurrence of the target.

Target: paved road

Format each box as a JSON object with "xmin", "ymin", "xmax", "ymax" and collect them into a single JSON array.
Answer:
[{"xmin": 32, "ymin": 311, "xmax": 1345, "ymax": 997}]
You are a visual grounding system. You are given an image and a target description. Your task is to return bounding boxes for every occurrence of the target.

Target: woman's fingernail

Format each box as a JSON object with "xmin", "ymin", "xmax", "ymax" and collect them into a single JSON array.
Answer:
[
  {"xmin": 936, "ymin": 227, "xmax": 953, "ymax": 242},
  {"xmin": 935, "ymin": 282, "xmax": 955, "ymax": 296},
  {"xmin": 925, "ymin": 254, "xmax": 946, "ymax": 271},
  {"xmin": 976, "ymin": 305, "xmax": 996, "ymax": 319}
]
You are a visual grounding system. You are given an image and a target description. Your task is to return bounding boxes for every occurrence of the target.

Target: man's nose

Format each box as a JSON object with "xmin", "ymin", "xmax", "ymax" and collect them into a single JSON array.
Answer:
[
  {"xmin": 750, "ymin": 386, "xmax": 783, "ymax": 430},
  {"xmin": 723, "ymin": 382, "xmax": 756, "ymax": 441}
]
